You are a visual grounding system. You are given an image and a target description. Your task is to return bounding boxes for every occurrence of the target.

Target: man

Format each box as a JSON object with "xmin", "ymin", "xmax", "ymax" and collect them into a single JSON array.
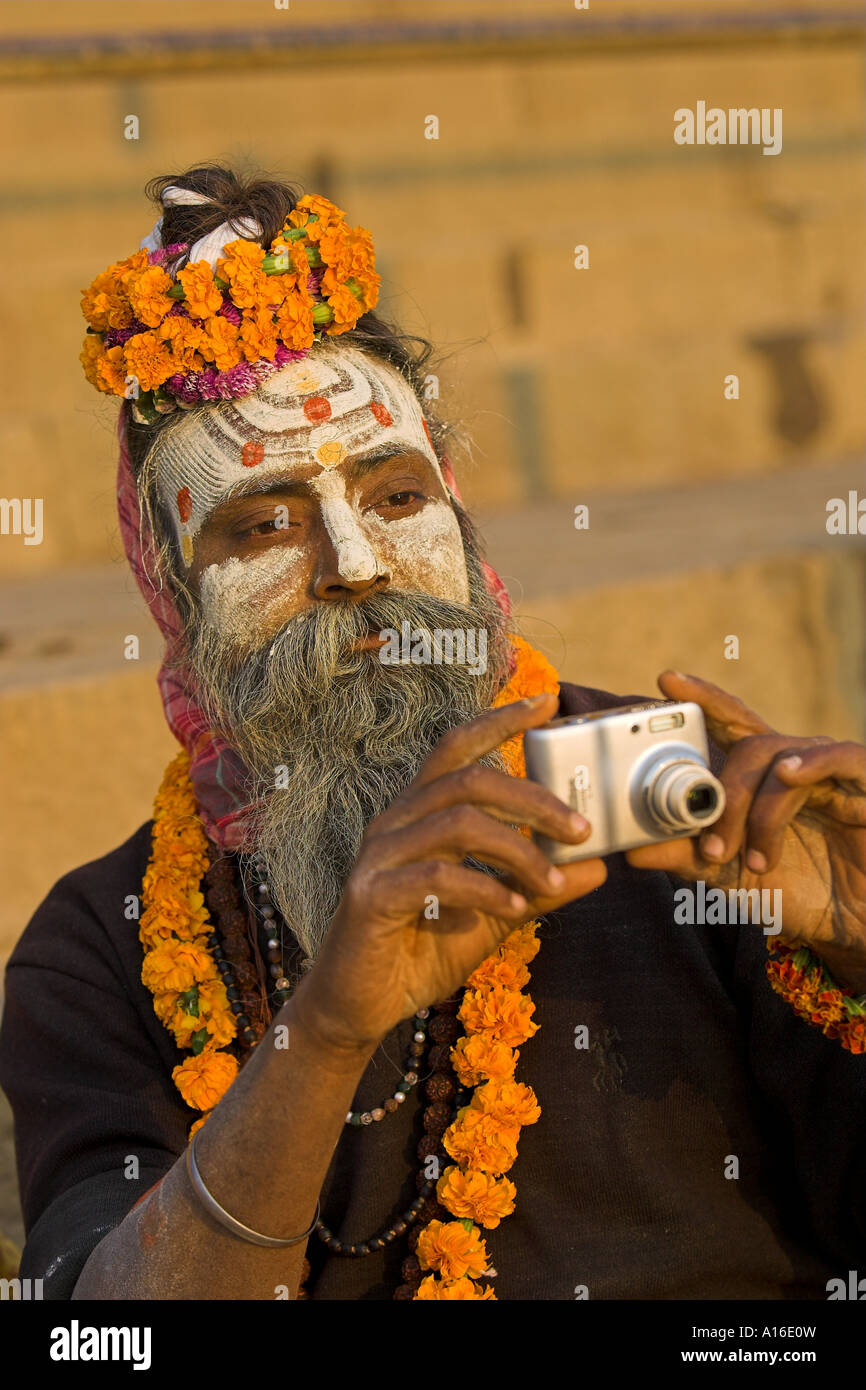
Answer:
[{"xmin": 1, "ymin": 167, "xmax": 864, "ymax": 1301}]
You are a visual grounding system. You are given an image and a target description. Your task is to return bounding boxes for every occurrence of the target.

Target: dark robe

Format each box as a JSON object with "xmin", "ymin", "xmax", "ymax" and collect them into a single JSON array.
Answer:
[{"xmin": 1, "ymin": 682, "xmax": 863, "ymax": 1299}]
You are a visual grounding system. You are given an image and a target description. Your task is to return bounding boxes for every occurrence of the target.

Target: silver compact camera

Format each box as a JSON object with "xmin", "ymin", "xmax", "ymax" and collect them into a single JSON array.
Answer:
[{"xmin": 523, "ymin": 700, "xmax": 725, "ymax": 863}]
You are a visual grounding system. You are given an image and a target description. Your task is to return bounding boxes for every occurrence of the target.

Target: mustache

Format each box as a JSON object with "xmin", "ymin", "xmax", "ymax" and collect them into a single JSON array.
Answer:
[{"xmin": 190, "ymin": 583, "xmax": 510, "ymax": 721}]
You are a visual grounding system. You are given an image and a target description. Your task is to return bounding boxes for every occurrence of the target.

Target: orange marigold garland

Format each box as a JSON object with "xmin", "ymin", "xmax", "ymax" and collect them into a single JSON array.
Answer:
[
  {"xmin": 765, "ymin": 939, "xmax": 866, "ymax": 1054},
  {"xmin": 409, "ymin": 637, "xmax": 556, "ymax": 1300},
  {"xmin": 80, "ymin": 193, "xmax": 381, "ymax": 424},
  {"xmin": 141, "ymin": 750, "xmax": 239, "ymax": 1136}
]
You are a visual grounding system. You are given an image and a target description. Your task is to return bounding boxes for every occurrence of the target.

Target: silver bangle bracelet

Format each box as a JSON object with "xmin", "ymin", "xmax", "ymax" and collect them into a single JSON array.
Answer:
[{"xmin": 185, "ymin": 1128, "xmax": 320, "ymax": 1248}]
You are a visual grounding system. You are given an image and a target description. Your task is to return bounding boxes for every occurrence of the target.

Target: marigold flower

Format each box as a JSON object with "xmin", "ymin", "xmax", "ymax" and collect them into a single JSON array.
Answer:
[
  {"xmin": 459, "ymin": 985, "xmax": 539, "ymax": 1047},
  {"xmin": 275, "ymin": 295, "xmax": 315, "ymax": 351},
  {"xmin": 501, "ymin": 921, "xmax": 541, "ymax": 965},
  {"xmin": 239, "ymin": 306, "xmax": 279, "ymax": 362},
  {"xmin": 414, "ymin": 1275, "xmax": 496, "ymax": 1300},
  {"xmin": 159, "ymin": 315, "xmax": 205, "ymax": 372},
  {"xmin": 437, "ymin": 1166, "xmax": 517, "ymax": 1229},
  {"xmin": 443, "ymin": 1108, "xmax": 519, "ymax": 1175},
  {"xmin": 82, "ymin": 269, "xmax": 134, "ymax": 333},
  {"xmin": 471, "ymin": 1079, "xmax": 540, "ymax": 1129},
  {"xmin": 80, "ymin": 334, "xmax": 104, "ymax": 387},
  {"xmin": 95, "ymin": 344, "xmax": 129, "ymax": 396},
  {"xmin": 139, "ymin": 886, "xmax": 209, "ymax": 945},
  {"xmin": 318, "ymin": 227, "xmax": 352, "ymax": 283},
  {"xmin": 123, "ymin": 331, "xmax": 176, "ymax": 392},
  {"xmin": 217, "ymin": 240, "xmax": 270, "ymax": 311},
  {"xmin": 325, "ymin": 282, "xmax": 362, "ymax": 335},
  {"xmin": 178, "ymin": 261, "xmax": 223, "ymax": 320},
  {"xmin": 172, "ymin": 1049, "xmax": 238, "ymax": 1112},
  {"xmin": 466, "ymin": 954, "xmax": 530, "ymax": 993},
  {"xmin": 141, "ymin": 940, "xmax": 217, "ymax": 994},
  {"xmin": 201, "ymin": 316, "xmax": 242, "ymax": 372},
  {"xmin": 450, "ymin": 1034, "xmax": 517, "ymax": 1087},
  {"xmin": 126, "ymin": 264, "xmax": 175, "ymax": 327},
  {"xmin": 415, "ymin": 1219, "xmax": 489, "ymax": 1281},
  {"xmin": 287, "ymin": 194, "xmax": 346, "ymax": 241}
]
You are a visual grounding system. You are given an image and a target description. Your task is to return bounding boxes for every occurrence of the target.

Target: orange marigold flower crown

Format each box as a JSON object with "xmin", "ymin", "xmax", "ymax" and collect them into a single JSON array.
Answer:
[{"xmin": 79, "ymin": 193, "xmax": 381, "ymax": 425}]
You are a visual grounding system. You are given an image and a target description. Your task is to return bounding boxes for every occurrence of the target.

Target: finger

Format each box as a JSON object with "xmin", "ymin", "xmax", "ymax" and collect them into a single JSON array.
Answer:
[
  {"xmin": 366, "ymin": 762, "xmax": 589, "ymax": 844},
  {"xmin": 369, "ymin": 860, "xmax": 534, "ymax": 923},
  {"xmin": 656, "ymin": 670, "xmax": 775, "ymax": 748},
  {"xmin": 695, "ymin": 734, "xmax": 789, "ymax": 865},
  {"xmin": 625, "ymin": 836, "xmax": 708, "ymax": 878},
  {"xmin": 412, "ymin": 693, "xmax": 559, "ymax": 789},
  {"xmin": 739, "ymin": 754, "xmax": 815, "ymax": 873},
  {"xmin": 774, "ymin": 741, "xmax": 866, "ymax": 800},
  {"xmin": 368, "ymin": 854, "xmax": 607, "ymax": 926},
  {"xmin": 366, "ymin": 806, "xmax": 576, "ymax": 900},
  {"xmin": 526, "ymin": 854, "xmax": 608, "ymax": 915},
  {"xmin": 699, "ymin": 735, "xmax": 841, "ymax": 869}
]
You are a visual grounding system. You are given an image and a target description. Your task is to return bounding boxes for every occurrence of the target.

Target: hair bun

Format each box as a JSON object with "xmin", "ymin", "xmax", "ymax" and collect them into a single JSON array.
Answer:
[{"xmin": 145, "ymin": 163, "xmax": 302, "ymax": 254}]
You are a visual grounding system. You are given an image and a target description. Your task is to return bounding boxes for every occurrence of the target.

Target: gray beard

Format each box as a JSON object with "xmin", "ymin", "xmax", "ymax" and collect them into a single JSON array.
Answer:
[{"xmin": 187, "ymin": 548, "xmax": 512, "ymax": 961}]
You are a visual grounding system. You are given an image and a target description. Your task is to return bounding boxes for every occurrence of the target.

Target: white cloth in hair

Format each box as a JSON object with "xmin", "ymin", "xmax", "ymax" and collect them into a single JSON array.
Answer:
[{"xmin": 138, "ymin": 184, "xmax": 263, "ymax": 271}]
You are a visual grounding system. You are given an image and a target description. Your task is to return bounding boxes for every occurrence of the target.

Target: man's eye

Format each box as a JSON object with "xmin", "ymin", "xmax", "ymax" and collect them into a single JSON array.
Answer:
[
  {"xmin": 381, "ymin": 491, "xmax": 424, "ymax": 508},
  {"xmin": 238, "ymin": 513, "xmax": 299, "ymax": 538}
]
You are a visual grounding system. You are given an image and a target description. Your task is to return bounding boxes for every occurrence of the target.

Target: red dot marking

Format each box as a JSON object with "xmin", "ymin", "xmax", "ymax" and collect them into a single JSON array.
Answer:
[
  {"xmin": 176, "ymin": 487, "xmax": 193, "ymax": 523},
  {"xmin": 303, "ymin": 397, "xmax": 332, "ymax": 424},
  {"xmin": 242, "ymin": 441, "xmax": 265, "ymax": 468},
  {"xmin": 370, "ymin": 401, "xmax": 393, "ymax": 428}
]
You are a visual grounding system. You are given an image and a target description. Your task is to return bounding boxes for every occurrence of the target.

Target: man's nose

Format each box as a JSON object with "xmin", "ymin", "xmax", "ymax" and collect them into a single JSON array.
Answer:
[{"xmin": 312, "ymin": 495, "xmax": 391, "ymax": 600}]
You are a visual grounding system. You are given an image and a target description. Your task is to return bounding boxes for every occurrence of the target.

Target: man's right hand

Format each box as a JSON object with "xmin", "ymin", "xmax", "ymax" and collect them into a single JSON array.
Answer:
[{"xmin": 293, "ymin": 692, "xmax": 606, "ymax": 1058}]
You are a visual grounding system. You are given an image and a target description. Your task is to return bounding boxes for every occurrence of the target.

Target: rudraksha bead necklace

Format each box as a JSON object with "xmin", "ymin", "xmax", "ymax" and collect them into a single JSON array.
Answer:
[{"xmin": 208, "ymin": 849, "xmax": 472, "ymax": 1285}]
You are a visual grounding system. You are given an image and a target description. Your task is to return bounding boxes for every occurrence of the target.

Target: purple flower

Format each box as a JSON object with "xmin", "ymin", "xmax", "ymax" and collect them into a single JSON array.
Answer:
[
  {"xmin": 217, "ymin": 298, "xmax": 241, "ymax": 326},
  {"xmin": 224, "ymin": 362, "xmax": 257, "ymax": 395},
  {"xmin": 148, "ymin": 241, "xmax": 189, "ymax": 267},
  {"xmin": 274, "ymin": 344, "xmax": 310, "ymax": 368},
  {"xmin": 195, "ymin": 370, "xmax": 221, "ymax": 403}
]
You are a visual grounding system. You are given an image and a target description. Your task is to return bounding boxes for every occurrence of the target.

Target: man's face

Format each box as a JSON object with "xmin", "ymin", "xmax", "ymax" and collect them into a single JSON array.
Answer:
[
  {"xmin": 150, "ymin": 343, "xmax": 510, "ymax": 962},
  {"xmin": 152, "ymin": 344, "xmax": 471, "ymax": 652}
]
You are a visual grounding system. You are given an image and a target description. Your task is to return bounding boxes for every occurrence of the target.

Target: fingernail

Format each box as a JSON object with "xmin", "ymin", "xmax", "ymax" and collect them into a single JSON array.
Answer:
[
  {"xmin": 702, "ymin": 833, "xmax": 725, "ymax": 859},
  {"xmin": 668, "ymin": 670, "xmax": 687, "ymax": 680},
  {"xmin": 778, "ymin": 755, "xmax": 802, "ymax": 772},
  {"xmin": 568, "ymin": 813, "xmax": 588, "ymax": 832},
  {"xmin": 524, "ymin": 693, "xmax": 550, "ymax": 706},
  {"xmin": 510, "ymin": 893, "xmax": 528, "ymax": 910},
  {"xmin": 746, "ymin": 849, "xmax": 768, "ymax": 873},
  {"xmin": 547, "ymin": 867, "xmax": 565, "ymax": 889}
]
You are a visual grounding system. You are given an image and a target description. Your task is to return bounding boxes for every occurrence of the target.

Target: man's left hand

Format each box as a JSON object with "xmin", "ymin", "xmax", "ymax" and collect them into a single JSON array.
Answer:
[{"xmin": 625, "ymin": 671, "xmax": 866, "ymax": 994}]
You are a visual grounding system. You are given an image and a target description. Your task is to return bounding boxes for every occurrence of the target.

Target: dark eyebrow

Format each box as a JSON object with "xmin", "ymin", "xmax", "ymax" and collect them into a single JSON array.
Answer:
[
  {"xmin": 345, "ymin": 444, "xmax": 432, "ymax": 479},
  {"xmin": 205, "ymin": 446, "xmax": 434, "ymax": 521}
]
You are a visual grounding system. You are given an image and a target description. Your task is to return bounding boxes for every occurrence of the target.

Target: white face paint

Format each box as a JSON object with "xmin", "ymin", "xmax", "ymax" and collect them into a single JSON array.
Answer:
[
  {"xmin": 153, "ymin": 340, "xmax": 447, "ymax": 559},
  {"xmin": 310, "ymin": 470, "xmax": 379, "ymax": 584},
  {"xmin": 174, "ymin": 342, "xmax": 471, "ymax": 634}
]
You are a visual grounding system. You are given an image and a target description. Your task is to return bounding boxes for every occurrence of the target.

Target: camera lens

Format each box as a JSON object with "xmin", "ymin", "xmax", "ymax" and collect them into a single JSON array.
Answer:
[
  {"xmin": 687, "ymin": 786, "xmax": 717, "ymax": 816},
  {"xmin": 643, "ymin": 760, "xmax": 725, "ymax": 832}
]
